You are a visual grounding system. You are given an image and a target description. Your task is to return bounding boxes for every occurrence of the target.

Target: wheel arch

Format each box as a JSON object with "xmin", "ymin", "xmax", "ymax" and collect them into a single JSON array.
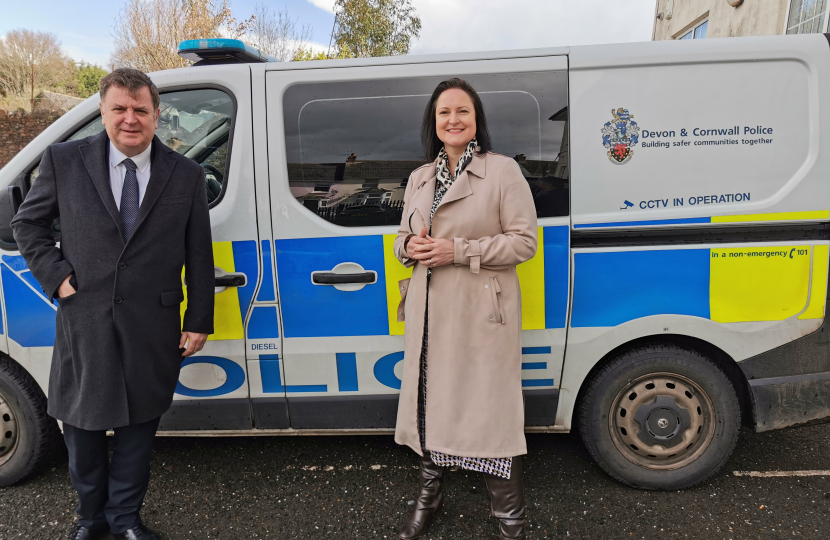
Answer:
[{"xmin": 570, "ymin": 334, "xmax": 755, "ymax": 430}]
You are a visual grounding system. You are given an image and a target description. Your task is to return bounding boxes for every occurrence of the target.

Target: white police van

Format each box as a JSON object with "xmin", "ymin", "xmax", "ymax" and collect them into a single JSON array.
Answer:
[{"xmin": 1, "ymin": 35, "xmax": 830, "ymax": 490}]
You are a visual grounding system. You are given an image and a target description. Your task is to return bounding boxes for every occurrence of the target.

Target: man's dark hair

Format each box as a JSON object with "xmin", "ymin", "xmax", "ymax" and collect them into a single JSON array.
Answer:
[
  {"xmin": 421, "ymin": 78, "xmax": 492, "ymax": 161},
  {"xmin": 99, "ymin": 68, "xmax": 160, "ymax": 110}
]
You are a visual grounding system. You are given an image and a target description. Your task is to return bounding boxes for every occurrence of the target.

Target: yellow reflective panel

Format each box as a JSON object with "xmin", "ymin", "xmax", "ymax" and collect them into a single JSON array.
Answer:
[
  {"xmin": 517, "ymin": 227, "xmax": 546, "ymax": 331},
  {"xmin": 799, "ymin": 244, "xmax": 829, "ymax": 320},
  {"xmin": 383, "ymin": 234, "xmax": 413, "ymax": 336},
  {"xmin": 710, "ymin": 246, "xmax": 811, "ymax": 323},
  {"xmin": 180, "ymin": 241, "xmax": 244, "ymax": 341},
  {"xmin": 711, "ymin": 211, "xmax": 829, "ymax": 224}
]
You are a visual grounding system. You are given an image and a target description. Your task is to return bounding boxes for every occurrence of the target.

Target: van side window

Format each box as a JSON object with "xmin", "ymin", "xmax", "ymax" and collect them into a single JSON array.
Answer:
[
  {"xmin": 282, "ymin": 71, "xmax": 569, "ymax": 226},
  {"xmin": 29, "ymin": 88, "xmax": 235, "ymax": 207}
]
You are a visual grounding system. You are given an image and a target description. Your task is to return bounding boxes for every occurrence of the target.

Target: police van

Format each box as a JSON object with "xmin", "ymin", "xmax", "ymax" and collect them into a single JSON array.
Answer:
[{"xmin": 1, "ymin": 34, "xmax": 829, "ymax": 491}]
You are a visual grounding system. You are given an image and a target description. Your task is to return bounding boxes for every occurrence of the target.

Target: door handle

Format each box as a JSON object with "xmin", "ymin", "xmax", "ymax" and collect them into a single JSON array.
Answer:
[
  {"xmin": 311, "ymin": 262, "xmax": 377, "ymax": 291},
  {"xmin": 312, "ymin": 272, "xmax": 375, "ymax": 285},
  {"xmin": 215, "ymin": 274, "xmax": 247, "ymax": 287}
]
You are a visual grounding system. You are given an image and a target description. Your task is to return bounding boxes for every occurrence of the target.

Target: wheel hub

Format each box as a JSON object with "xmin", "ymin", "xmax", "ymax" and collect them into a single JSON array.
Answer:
[
  {"xmin": 0, "ymin": 389, "xmax": 19, "ymax": 466},
  {"xmin": 609, "ymin": 372, "xmax": 715, "ymax": 471},
  {"xmin": 633, "ymin": 395, "xmax": 692, "ymax": 449}
]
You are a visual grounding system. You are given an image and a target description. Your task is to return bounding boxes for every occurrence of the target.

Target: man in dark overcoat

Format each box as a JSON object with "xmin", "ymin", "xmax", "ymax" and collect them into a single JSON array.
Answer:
[{"xmin": 12, "ymin": 68, "xmax": 215, "ymax": 540}]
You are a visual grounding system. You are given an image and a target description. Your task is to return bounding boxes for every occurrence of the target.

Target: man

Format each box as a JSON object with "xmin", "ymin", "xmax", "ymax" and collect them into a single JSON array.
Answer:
[{"xmin": 12, "ymin": 68, "xmax": 215, "ymax": 540}]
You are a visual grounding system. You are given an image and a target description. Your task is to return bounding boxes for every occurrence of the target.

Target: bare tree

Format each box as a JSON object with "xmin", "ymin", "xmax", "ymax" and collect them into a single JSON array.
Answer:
[
  {"xmin": 246, "ymin": 4, "xmax": 313, "ymax": 62},
  {"xmin": 0, "ymin": 29, "xmax": 75, "ymax": 111},
  {"xmin": 112, "ymin": 0, "xmax": 251, "ymax": 72},
  {"xmin": 331, "ymin": 0, "xmax": 421, "ymax": 58}
]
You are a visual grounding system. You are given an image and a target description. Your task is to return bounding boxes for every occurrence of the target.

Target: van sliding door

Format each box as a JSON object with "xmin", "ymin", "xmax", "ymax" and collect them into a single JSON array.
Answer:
[{"xmin": 263, "ymin": 57, "xmax": 570, "ymax": 430}]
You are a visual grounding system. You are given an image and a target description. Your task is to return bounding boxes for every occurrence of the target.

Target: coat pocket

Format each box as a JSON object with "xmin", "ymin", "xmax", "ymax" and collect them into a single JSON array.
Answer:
[
  {"xmin": 397, "ymin": 278, "xmax": 411, "ymax": 322},
  {"xmin": 160, "ymin": 288, "xmax": 185, "ymax": 307},
  {"xmin": 488, "ymin": 276, "xmax": 506, "ymax": 324}
]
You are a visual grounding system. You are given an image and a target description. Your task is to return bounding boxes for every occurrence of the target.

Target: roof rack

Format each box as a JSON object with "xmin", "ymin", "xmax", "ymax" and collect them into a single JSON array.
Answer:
[{"xmin": 178, "ymin": 39, "xmax": 277, "ymax": 66}]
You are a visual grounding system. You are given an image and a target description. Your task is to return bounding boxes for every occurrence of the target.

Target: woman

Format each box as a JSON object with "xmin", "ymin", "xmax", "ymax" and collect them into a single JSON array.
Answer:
[{"xmin": 392, "ymin": 78, "xmax": 538, "ymax": 540}]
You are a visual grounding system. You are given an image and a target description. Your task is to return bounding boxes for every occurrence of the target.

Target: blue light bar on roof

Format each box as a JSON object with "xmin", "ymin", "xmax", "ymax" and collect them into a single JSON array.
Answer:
[{"xmin": 177, "ymin": 39, "xmax": 277, "ymax": 65}]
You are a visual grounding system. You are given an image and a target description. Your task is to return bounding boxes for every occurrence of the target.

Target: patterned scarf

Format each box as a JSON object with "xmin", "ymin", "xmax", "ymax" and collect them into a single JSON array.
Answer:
[
  {"xmin": 430, "ymin": 139, "xmax": 478, "ymax": 224},
  {"xmin": 435, "ymin": 138, "xmax": 478, "ymax": 189}
]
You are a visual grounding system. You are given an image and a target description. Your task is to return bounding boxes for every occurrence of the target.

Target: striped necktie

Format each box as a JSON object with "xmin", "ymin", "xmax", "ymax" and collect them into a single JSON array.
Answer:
[{"xmin": 120, "ymin": 158, "xmax": 139, "ymax": 242}]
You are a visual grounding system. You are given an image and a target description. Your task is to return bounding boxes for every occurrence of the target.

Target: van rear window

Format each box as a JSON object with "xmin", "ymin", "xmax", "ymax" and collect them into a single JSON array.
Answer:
[{"xmin": 282, "ymin": 71, "xmax": 569, "ymax": 227}]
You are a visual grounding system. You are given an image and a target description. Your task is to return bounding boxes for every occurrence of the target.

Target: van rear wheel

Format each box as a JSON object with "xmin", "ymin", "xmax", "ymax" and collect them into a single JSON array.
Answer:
[
  {"xmin": 579, "ymin": 344, "xmax": 740, "ymax": 490},
  {"xmin": 0, "ymin": 356, "xmax": 56, "ymax": 486}
]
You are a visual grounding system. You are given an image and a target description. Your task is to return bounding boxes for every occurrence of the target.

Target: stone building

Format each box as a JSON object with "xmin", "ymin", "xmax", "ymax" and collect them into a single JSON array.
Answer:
[{"xmin": 652, "ymin": 0, "xmax": 829, "ymax": 41}]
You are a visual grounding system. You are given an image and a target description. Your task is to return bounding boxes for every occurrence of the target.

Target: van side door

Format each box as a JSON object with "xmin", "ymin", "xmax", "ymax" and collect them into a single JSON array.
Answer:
[{"xmin": 261, "ymin": 57, "xmax": 570, "ymax": 430}]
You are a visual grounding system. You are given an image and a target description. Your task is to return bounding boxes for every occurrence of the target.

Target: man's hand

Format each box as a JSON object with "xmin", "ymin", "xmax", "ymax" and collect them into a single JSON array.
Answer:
[
  {"xmin": 57, "ymin": 275, "xmax": 76, "ymax": 298},
  {"xmin": 180, "ymin": 332, "xmax": 208, "ymax": 357}
]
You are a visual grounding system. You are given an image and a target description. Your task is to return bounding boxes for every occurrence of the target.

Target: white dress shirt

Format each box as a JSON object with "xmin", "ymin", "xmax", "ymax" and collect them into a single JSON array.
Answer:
[{"xmin": 109, "ymin": 142, "xmax": 152, "ymax": 210}]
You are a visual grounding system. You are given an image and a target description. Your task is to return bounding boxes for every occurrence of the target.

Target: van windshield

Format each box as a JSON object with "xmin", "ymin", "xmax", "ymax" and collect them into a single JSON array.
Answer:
[{"xmin": 31, "ymin": 88, "xmax": 234, "ymax": 206}]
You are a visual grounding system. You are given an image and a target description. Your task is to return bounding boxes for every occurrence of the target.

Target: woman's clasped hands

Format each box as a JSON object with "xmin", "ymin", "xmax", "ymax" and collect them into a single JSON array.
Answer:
[{"xmin": 406, "ymin": 227, "xmax": 454, "ymax": 268}]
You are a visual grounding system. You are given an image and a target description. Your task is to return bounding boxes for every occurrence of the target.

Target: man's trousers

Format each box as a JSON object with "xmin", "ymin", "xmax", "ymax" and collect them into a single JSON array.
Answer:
[{"xmin": 62, "ymin": 416, "xmax": 161, "ymax": 534}]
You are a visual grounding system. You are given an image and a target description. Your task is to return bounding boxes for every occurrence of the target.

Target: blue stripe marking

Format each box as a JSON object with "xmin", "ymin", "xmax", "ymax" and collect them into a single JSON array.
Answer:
[
  {"xmin": 231, "ymin": 240, "xmax": 258, "ymax": 321},
  {"xmin": 247, "ymin": 306, "xmax": 280, "ymax": 339},
  {"xmin": 522, "ymin": 362, "xmax": 546, "ymax": 370},
  {"xmin": 2, "ymin": 264, "xmax": 55, "ymax": 347},
  {"xmin": 522, "ymin": 346, "xmax": 551, "ymax": 355},
  {"xmin": 543, "ymin": 226, "xmax": 569, "ymax": 329},
  {"xmin": 522, "ymin": 379, "xmax": 555, "ymax": 387},
  {"xmin": 1, "ymin": 255, "xmax": 28, "ymax": 272},
  {"xmin": 259, "ymin": 354, "xmax": 327, "ymax": 393},
  {"xmin": 275, "ymin": 236, "xmax": 389, "ymax": 338},
  {"xmin": 574, "ymin": 217, "xmax": 712, "ymax": 229},
  {"xmin": 256, "ymin": 240, "xmax": 276, "ymax": 302},
  {"xmin": 336, "ymin": 352, "xmax": 359, "ymax": 391},
  {"xmin": 571, "ymin": 249, "xmax": 710, "ymax": 327}
]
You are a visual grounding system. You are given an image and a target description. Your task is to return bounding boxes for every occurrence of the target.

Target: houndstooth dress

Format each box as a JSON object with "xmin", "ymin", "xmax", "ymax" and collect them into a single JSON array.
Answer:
[{"xmin": 418, "ymin": 139, "xmax": 513, "ymax": 480}]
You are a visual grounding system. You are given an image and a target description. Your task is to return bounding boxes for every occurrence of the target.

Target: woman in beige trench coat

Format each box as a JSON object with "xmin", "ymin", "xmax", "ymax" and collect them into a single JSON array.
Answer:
[{"xmin": 393, "ymin": 78, "xmax": 538, "ymax": 540}]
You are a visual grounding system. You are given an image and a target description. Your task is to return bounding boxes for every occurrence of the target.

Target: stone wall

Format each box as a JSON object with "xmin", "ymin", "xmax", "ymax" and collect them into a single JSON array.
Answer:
[
  {"xmin": 0, "ymin": 110, "xmax": 62, "ymax": 171},
  {"xmin": 653, "ymin": 0, "xmax": 789, "ymax": 40}
]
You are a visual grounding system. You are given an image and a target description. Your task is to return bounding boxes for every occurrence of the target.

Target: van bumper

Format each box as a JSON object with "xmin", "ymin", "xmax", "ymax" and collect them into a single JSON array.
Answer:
[{"xmin": 739, "ymin": 320, "xmax": 830, "ymax": 432}]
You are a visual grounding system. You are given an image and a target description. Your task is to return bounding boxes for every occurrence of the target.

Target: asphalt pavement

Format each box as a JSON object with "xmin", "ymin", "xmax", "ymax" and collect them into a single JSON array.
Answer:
[{"xmin": 1, "ymin": 423, "xmax": 829, "ymax": 539}]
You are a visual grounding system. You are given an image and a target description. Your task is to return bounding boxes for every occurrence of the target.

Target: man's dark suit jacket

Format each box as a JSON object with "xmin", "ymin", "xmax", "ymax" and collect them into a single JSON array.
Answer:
[{"xmin": 11, "ymin": 130, "xmax": 215, "ymax": 431}]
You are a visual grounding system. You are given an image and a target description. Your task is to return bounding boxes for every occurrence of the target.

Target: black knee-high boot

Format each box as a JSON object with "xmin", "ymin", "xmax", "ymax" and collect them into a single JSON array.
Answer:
[
  {"xmin": 398, "ymin": 452, "xmax": 445, "ymax": 539},
  {"xmin": 483, "ymin": 456, "xmax": 526, "ymax": 540}
]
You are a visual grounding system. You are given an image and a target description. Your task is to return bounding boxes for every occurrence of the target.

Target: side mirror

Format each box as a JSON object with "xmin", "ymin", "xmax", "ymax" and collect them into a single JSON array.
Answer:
[{"xmin": 0, "ymin": 186, "xmax": 23, "ymax": 244}]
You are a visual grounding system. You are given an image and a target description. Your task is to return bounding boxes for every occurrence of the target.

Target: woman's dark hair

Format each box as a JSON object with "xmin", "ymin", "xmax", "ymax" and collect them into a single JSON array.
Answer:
[{"xmin": 421, "ymin": 78, "xmax": 492, "ymax": 161}]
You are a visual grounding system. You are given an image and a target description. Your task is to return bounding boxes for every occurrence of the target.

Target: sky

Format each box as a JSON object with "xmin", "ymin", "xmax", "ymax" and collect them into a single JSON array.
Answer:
[{"xmin": 0, "ymin": 0, "xmax": 655, "ymax": 68}]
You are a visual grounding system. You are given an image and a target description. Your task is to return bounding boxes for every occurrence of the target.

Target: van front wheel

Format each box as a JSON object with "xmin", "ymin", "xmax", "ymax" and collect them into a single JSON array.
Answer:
[
  {"xmin": 578, "ymin": 345, "xmax": 740, "ymax": 490},
  {"xmin": 0, "ymin": 356, "xmax": 56, "ymax": 486}
]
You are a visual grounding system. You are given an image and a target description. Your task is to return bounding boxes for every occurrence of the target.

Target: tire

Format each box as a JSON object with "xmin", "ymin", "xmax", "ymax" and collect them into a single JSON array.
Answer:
[
  {"xmin": 0, "ymin": 355, "xmax": 57, "ymax": 486},
  {"xmin": 578, "ymin": 344, "xmax": 740, "ymax": 490}
]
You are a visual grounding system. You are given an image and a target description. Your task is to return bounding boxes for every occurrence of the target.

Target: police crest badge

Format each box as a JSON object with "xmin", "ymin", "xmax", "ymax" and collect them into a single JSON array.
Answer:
[{"xmin": 601, "ymin": 108, "xmax": 640, "ymax": 165}]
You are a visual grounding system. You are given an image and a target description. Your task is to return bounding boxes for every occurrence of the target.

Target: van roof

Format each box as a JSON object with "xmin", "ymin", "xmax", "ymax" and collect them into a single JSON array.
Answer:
[
  {"xmin": 255, "ymin": 33, "xmax": 825, "ymax": 72},
  {"xmin": 178, "ymin": 34, "xmax": 827, "ymax": 74}
]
